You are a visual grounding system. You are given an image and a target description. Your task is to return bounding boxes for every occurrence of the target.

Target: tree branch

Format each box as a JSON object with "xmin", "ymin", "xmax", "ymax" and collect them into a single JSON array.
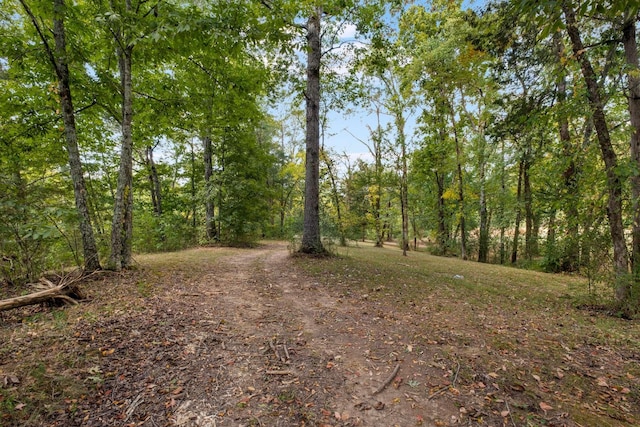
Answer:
[{"xmin": 18, "ymin": 0, "xmax": 60, "ymax": 80}]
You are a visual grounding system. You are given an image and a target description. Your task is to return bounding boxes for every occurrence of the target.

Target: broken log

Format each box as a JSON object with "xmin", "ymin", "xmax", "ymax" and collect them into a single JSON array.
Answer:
[{"xmin": 0, "ymin": 277, "xmax": 84, "ymax": 312}]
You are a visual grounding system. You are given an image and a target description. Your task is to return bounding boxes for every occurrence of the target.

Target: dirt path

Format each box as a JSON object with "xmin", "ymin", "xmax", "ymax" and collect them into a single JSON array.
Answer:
[
  {"xmin": 160, "ymin": 242, "xmax": 460, "ymax": 427},
  {"xmin": 5, "ymin": 243, "xmax": 638, "ymax": 426},
  {"xmin": 4, "ymin": 242, "xmax": 640, "ymax": 426}
]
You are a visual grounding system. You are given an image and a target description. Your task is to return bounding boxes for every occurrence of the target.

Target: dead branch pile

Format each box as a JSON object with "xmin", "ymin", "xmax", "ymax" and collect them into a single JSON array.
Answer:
[{"xmin": 0, "ymin": 275, "xmax": 86, "ymax": 312}]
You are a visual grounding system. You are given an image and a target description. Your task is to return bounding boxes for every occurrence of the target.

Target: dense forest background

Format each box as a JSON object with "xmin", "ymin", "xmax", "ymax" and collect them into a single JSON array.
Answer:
[{"xmin": 1, "ymin": 0, "xmax": 640, "ymax": 312}]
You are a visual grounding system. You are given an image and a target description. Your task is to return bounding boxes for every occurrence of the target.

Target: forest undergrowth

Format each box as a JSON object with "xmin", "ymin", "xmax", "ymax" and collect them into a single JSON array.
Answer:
[{"xmin": 1, "ymin": 241, "xmax": 639, "ymax": 426}]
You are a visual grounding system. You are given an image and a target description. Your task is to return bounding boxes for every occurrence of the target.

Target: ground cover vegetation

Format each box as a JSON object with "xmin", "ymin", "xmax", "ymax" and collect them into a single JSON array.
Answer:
[
  {"xmin": 1, "ymin": 0, "xmax": 640, "ymax": 310},
  {"xmin": 1, "ymin": 0, "xmax": 640, "ymax": 423},
  {"xmin": 0, "ymin": 243, "xmax": 638, "ymax": 426}
]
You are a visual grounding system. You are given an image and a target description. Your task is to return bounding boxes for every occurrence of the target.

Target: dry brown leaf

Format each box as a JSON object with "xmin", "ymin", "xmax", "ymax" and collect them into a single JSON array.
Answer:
[
  {"xmin": 539, "ymin": 402, "xmax": 553, "ymax": 412},
  {"xmin": 596, "ymin": 377, "xmax": 608, "ymax": 387}
]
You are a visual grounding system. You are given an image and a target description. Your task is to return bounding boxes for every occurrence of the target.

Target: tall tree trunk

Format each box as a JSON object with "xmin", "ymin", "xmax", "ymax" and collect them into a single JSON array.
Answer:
[
  {"xmin": 563, "ymin": 3, "xmax": 630, "ymax": 302},
  {"xmin": 109, "ymin": 43, "xmax": 134, "ymax": 271},
  {"xmin": 553, "ymin": 32, "xmax": 580, "ymax": 271},
  {"xmin": 499, "ymin": 139, "xmax": 506, "ymax": 264},
  {"xmin": 190, "ymin": 142, "xmax": 197, "ymax": 229},
  {"xmin": 623, "ymin": 18, "xmax": 640, "ymax": 288},
  {"xmin": 524, "ymin": 155, "xmax": 534, "ymax": 260},
  {"xmin": 512, "ymin": 159, "xmax": 524, "ymax": 264},
  {"xmin": 373, "ymin": 108, "xmax": 384, "ymax": 247},
  {"xmin": 450, "ymin": 107, "xmax": 467, "ymax": 260},
  {"xmin": 21, "ymin": 0, "xmax": 101, "ymax": 272},
  {"xmin": 53, "ymin": 0, "xmax": 101, "ymax": 271},
  {"xmin": 478, "ymin": 136, "xmax": 489, "ymax": 263},
  {"xmin": 435, "ymin": 171, "xmax": 447, "ymax": 255},
  {"xmin": 546, "ymin": 209, "xmax": 557, "ymax": 267},
  {"xmin": 203, "ymin": 136, "xmax": 217, "ymax": 241},
  {"xmin": 300, "ymin": 8, "xmax": 324, "ymax": 254},
  {"xmin": 395, "ymin": 108, "xmax": 409, "ymax": 256}
]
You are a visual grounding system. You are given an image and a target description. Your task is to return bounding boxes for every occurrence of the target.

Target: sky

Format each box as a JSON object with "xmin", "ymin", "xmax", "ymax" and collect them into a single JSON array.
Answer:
[{"xmin": 316, "ymin": 0, "xmax": 488, "ymax": 167}]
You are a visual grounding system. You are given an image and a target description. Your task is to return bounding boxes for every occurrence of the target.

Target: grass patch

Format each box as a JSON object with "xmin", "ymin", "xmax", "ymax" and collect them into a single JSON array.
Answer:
[{"xmin": 293, "ymin": 241, "xmax": 640, "ymax": 426}]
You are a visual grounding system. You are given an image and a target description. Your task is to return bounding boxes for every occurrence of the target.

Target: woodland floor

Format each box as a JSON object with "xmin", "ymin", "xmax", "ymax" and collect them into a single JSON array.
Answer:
[{"xmin": 1, "ymin": 241, "xmax": 639, "ymax": 427}]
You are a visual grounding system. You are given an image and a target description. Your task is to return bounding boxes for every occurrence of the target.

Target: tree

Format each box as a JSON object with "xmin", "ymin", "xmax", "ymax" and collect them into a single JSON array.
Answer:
[
  {"xmin": 561, "ymin": 2, "xmax": 630, "ymax": 302},
  {"xmin": 300, "ymin": 6, "xmax": 324, "ymax": 253},
  {"xmin": 18, "ymin": 0, "xmax": 101, "ymax": 272},
  {"xmin": 622, "ymin": 7, "xmax": 640, "ymax": 286}
]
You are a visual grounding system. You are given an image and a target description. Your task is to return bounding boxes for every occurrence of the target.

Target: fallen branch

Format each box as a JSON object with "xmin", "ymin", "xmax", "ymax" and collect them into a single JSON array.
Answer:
[
  {"xmin": 372, "ymin": 363, "xmax": 401, "ymax": 396},
  {"xmin": 0, "ymin": 276, "xmax": 85, "ymax": 312}
]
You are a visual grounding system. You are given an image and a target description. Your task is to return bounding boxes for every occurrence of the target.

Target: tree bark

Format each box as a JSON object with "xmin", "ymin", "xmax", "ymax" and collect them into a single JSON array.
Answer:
[
  {"xmin": 373, "ymin": 107, "xmax": 384, "ymax": 247},
  {"xmin": 300, "ymin": 8, "xmax": 324, "ymax": 254},
  {"xmin": 109, "ymin": 42, "xmax": 134, "ymax": 271},
  {"xmin": 203, "ymin": 136, "xmax": 217, "ymax": 241},
  {"xmin": 623, "ymin": 17, "xmax": 640, "ymax": 286},
  {"xmin": 435, "ymin": 171, "xmax": 447, "ymax": 255},
  {"xmin": 20, "ymin": 0, "xmax": 101, "ymax": 272},
  {"xmin": 563, "ymin": 3, "xmax": 630, "ymax": 302},
  {"xmin": 553, "ymin": 32, "xmax": 580, "ymax": 271},
  {"xmin": 499, "ymin": 139, "xmax": 506, "ymax": 264},
  {"xmin": 53, "ymin": 0, "xmax": 101, "ymax": 271},
  {"xmin": 511, "ymin": 159, "xmax": 524, "ymax": 264},
  {"xmin": 450, "ymin": 105, "xmax": 467, "ymax": 260},
  {"xmin": 524, "ymin": 155, "xmax": 534, "ymax": 260},
  {"xmin": 394, "ymin": 105, "xmax": 409, "ymax": 256},
  {"xmin": 477, "ymin": 135, "xmax": 489, "ymax": 263}
]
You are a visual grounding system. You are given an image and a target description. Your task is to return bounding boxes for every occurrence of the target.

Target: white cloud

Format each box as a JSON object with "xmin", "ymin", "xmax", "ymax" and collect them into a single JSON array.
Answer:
[{"xmin": 339, "ymin": 23, "xmax": 357, "ymax": 40}]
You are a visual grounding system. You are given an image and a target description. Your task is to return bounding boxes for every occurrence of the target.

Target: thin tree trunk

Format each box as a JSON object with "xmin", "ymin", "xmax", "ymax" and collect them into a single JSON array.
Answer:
[
  {"xmin": 190, "ymin": 142, "xmax": 197, "ymax": 229},
  {"xmin": 499, "ymin": 139, "xmax": 506, "ymax": 264},
  {"xmin": 450, "ymin": 107, "xmax": 467, "ymax": 260},
  {"xmin": 623, "ymin": 18, "xmax": 640, "ymax": 286},
  {"xmin": 109, "ymin": 42, "xmax": 134, "ymax": 271},
  {"xmin": 53, "ymin": 0, "xmax": 101, "ymax": 271},
  {"xmin": 512, "ymin": 159, "xmax": 524, "ymax": 264},
  {"xmin": 20, "ymin": 0, "xmax": 101, "ymax": 272},
  {"xmin": 524, "ymin": 155, "xmax": 534, "ymax": 260},
  {"xmin": 395, "ymin": 107, "xmax": 409, "ymax": 256},
  {"xmin": 478, "ymin": 137, "xmax": 489, "ymax": 263},
  {"xmin": 435, "ymin": 171, "xmax": 447, "ymax": 255},
  {"xmin": 563, "ymin": 3, "xmax": 629, "ymax": 302},
  {"xmin": 300, "ymin": 8, "xmax": 324, "ymax": 254},
  {"xmin": 373, "ymin": 108, "xmax": 384, "ymax": 247},
  {"xmin": 553, "ymin": 32, "xmax": 580, "ymax": 271},
  {"xmin": 203, "ymin": 136, "xmax": 217, "ymax": 241}
]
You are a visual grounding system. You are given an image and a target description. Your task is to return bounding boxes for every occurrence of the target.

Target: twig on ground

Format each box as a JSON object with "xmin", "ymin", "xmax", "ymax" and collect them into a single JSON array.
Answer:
[
  {"xmin": 303, "ymin": 389, "xmax": 317, "ymax": 402},
  {"xmin": 266, "ymin": 370, "xmax": 292, "ymax": 375},
  {"xmin": 283, "ymin": 341, "xmax": 290, "ymax": 361},
  {"xmin": 124, "ymin": 394, "xmax": 144, "ymax": 422},
  {"xmin": 505, "ymin": 400, "xmax": 516, "ymax": 427},
  {"xmin": 452, "ymin": 360, "xmax": 461, "ymax": 387},
  {"xmin": 269, "ymin": 338, "xmax": 281, "ymax": 361},
  {"xmin": 372, "ymin": 363, "xmax": 401, "ymax": 396},
  {"xmin": 427, "ymin": 385, "xmax": 449, "ymax": 400}
]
